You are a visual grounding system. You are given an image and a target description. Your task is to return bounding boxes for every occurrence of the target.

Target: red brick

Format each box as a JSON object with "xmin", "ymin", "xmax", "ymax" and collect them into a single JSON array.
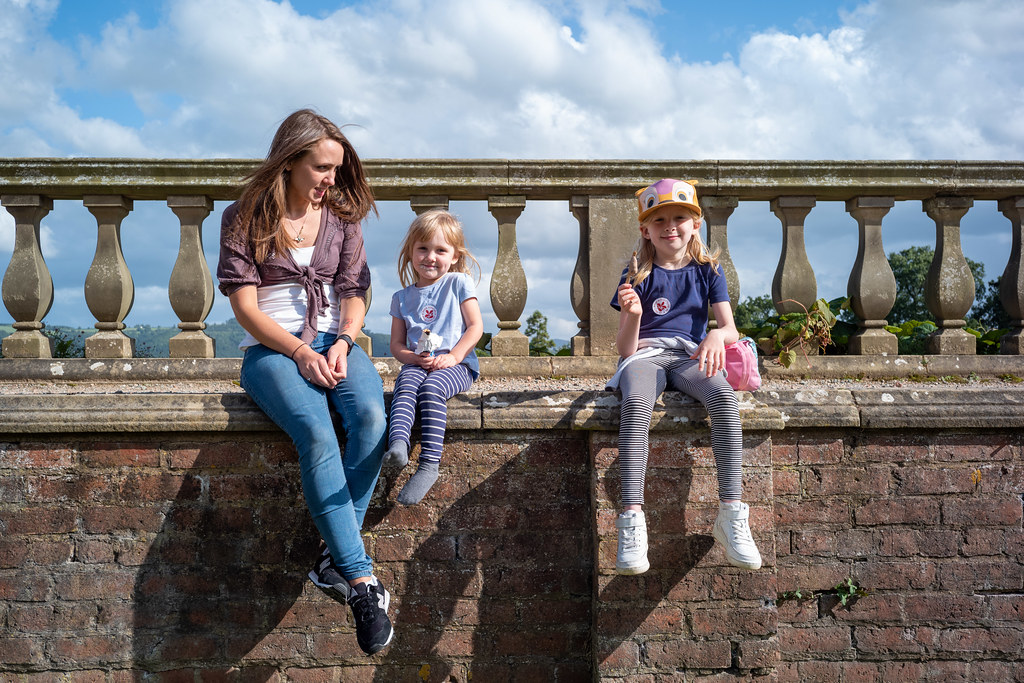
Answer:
[
  {"xmin": 795, "ymin": 436, "xmax": 845, "ymax": 464},
  {"xmin": 773, "ymin": 468, "xmax": 800, "ymax": 495},
  {"xmin": 854, "ymin": 498, "xmax": 940, "ymax": 526},
  {"xmin": 778, "ymin": 624, "xmax": 851, "ymax": 654},
  {"xmin": 969, "ymin": 661, "xmax": 1019, "ymax": 682},
  {"xmin": 855, "ymin": 560, "xmax": 936, "ymax": 590},
  {"xmin": 0, "ymin": 636, "xmax": 43, "ymax": 665},
  {"xmin": 795, "ymin": 661, "xmax": 841, "ymax": 681},
  {"xmin": 841, "ymin": 661, "xmax": 923, "ymax": 682},
  {"xmin": 645, "ymin": 639, "xmax": 731, "ymax": 669},
  {"xmin": 709, "ymin": 571, "xmax": 776, "ymax": 601},
  {"xmin": 835, "ymin": 529, "xmax": 877, "ymax": 559},
  {"xmin": 774, "ymin": 499, "xmax": 850, "ymax": 526},
  {"xmin": 596, "ymin": 606, "xmax": 683, "ymax": 637},
  {"xmin": 0, "ymin": 506, "xmax": 77, "ymax": 534},
  {"xmin": 736, "ymin": 637, "xmax": 779, "ymax": 669},
  {"xmin": 493, "ymin": 628, "xmax": 581, "ymax": 657},
  {"xmin": 855, "ymin": 625, "xmax": 936, "ymax": 655},
  {"xmin": 8, "ymin": 603, "xmax": 96, "ymax": 631},
  {"xmin": 79, "ymin": 444, "xmax": 160, "ymax": 467},
  {"xmin": 120, "ymin": 472, "xmax": 202, "ymax": 501},
  {"xmin": 54, "ymin": 570, "xmax": 134, "ymax": 600},
  {"xmin": 938, "ymin": 559, "xmax": 1024, "ymax": 591},
  {"xmin": 852, "ymin": 437, "xmax": 929, "ymax": 463},
  {"xmin": 988, "ymin": 594, "xmax": 1024, "ymax": 621},
  {"xmin": 596, "ymin": 640, "xmax": 640, "ymax": 672},
  {"xmin": 0, "ymin": 572, "xmax": 51, "ymax": 601},
  {"xmin": 894, "ymin": 467, "xmax": 973, "ymax": 495},
  {"xmin": 904, "ymin": 594, "xmax": 985, "ymax": 623},
  {"xmin": 81, "ymin": 505, "xmax": 165, "ymax": 533},
  {"xmin": 49, "ymin": 634, "xmax": 129, "ymax": 665},
  {"xmin": 791, "ymin": 529, "xmax": 837, "ymax": 556},
  {"xmin": 942, "ymin": 497, "xmax": 1022, "ymax": 526},
  {"xmin": 938, "ymin": 627, "xmax": 1024, "ymax": 653},
  {"xmin": 922, "ymin": 661, "xmax": 970, "ymax": 681},
  {"xmin": 0, "ymin": 538, "xmax": 71, "ymax": 568},
  {"xmin": 235, "ymin": 632, "xmax": 308, "ymax": 661},
  {"xmin": 0, "ymin": 444, "xmax": 74, "ymax": 468},
  {"xmin": 804, "ymin": 466, "xmax": 889, "ymax": 496},
  {"xmin": 831, "ymin": 593, "xmax": 903, "ymax": 623},
  {"xmin": 933, "ymin": 435, "xmax": 1017, "ymax": 462},
  {"xmin": 208, "ymin": 473, "xmax": 294, "ymax": 500},
  {"xmin": 777, "ymin": 561, "xmax": 849, "ymax": 593},
  {"xmin": 961, "ymin": 528, "xmax": 1009, "ymax": 556},
  {"xmin": 166, "ymin": 442, "xmax": 252, "ymax": 469},
  {"xmin": 691, "ymin": 607, "xmax": 775, "ymax": 637},
  {"xmin": 878, "ymin": 529, "xmax": 958, "ymax": 557}
]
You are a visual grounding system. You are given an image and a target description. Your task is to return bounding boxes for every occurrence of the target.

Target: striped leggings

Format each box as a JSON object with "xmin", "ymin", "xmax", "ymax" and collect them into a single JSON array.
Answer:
[
  {"xmin": 617, "ymin": 351, "xmax": 743, "ymax": 506},
  {"xmin": 388, "ymin": 363, "xmax": 473, "ymax": 464}
]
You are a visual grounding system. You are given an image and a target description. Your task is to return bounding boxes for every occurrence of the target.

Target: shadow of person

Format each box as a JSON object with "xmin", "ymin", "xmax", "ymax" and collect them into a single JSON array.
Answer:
[
  {"xmin": 367, "ymin": 432, "xmax": 594, "ymax": 682},
  {"xmin": 592, "ymin": 436, "xmax": 715, "ymax": 668},
  {"xmin": 131, "ymin": 436, "xmax": 313, "ymax": 678}
]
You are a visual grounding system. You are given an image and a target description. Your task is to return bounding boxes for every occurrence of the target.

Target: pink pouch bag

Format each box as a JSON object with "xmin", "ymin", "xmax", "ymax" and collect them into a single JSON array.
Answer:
[{"xmin": 723, "ymin": 337, "xmax": 761, "ymax": 391}]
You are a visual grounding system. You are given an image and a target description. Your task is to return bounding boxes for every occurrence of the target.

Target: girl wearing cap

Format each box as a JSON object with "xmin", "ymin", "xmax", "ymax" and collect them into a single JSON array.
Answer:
[{"xmin": 607, "ymin": 179, "xmax": 762, "ymax": 574}]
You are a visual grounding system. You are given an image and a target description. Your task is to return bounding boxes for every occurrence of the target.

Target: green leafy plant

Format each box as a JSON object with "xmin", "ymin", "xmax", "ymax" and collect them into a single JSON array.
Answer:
[
  {"xmin": 834, "ymin": 577, "xmax": 869, "ymax": 606},
  {"xmin": 740, "ymin": 297, "xmax": 841, "ymax": 368},
  {"xmin": 43, "ymin": 327, "xmax": 86, "ymax": 358},
  {"xmin": 777, "ymin": 589, "xmax": 814, "ymax": 603}
]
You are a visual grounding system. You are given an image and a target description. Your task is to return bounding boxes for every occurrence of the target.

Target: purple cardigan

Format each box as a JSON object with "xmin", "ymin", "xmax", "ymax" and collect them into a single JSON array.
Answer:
[{"xmin": 217, "ymin": 201, "xmax": 371, "ymax": 344}]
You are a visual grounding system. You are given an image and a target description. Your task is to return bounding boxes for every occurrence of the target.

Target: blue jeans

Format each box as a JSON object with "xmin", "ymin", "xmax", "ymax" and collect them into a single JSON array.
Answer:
[{"xmin": 240, "ymin": 332, "xmax": 386, "ymax": 581}]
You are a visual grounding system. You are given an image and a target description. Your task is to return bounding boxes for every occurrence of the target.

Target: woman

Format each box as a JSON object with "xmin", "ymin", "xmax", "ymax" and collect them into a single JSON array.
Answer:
[{"xmin": 217, "ymin": 109, "xmax": 391, "ymax": 655}]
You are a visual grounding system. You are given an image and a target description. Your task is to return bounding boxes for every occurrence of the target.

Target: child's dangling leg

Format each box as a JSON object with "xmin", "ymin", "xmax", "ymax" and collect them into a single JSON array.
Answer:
[
  {"xmin": 670, "ymin": 361, "xmax": 761, "ymax": 570},
  {"xmin": 397, "ymin": 364, "xmax": 473, "ymax": 505},
  {"xmin": 384, "ymin": 365, "xmax": 427, "ymax": 468},
  {"xmin": 614, "ymin": 359, "xmax": 666, "ymax": 574}
]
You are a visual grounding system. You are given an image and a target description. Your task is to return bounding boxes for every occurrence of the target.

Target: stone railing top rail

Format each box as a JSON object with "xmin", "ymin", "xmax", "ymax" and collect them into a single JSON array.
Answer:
[{"xmin": 3, "ymin": 158, "xmax": 1024, "ymax": 201}]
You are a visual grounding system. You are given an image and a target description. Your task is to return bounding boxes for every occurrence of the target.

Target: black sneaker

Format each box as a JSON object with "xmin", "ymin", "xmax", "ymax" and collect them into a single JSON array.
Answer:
[
  {"xmin": 347, "ymin": 577, "xmax": 394, "ymax": 655},
  {"xmin": 307, "ymin": 543, "xmax": 350, "ymax": 604}
]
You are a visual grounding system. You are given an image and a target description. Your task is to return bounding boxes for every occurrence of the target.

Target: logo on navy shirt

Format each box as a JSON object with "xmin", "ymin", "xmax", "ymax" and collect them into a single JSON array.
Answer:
[
  {"xmin": 652, "ymin": 297, "xmax": 671, "ymax": 315},
  {"xmin": 420, "ymin": 305, "xmax": 437, "ymax": 323}
]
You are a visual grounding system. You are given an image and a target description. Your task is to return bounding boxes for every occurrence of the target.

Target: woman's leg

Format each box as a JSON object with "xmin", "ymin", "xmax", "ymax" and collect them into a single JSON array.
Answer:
[
  {"xmin": 324, "ymin": 345, "xmax": 387, "ymax": 569},
  {"xmin": 397, "ymin": 364, "xmax": 473, "ymax": 505},
  {"xmin": 240, "ymin": 335, "xmax": 383, "ymax": 582},
  {"xmin": 383, "ymin": 364, "xmax": 427, "ymax": 467}
]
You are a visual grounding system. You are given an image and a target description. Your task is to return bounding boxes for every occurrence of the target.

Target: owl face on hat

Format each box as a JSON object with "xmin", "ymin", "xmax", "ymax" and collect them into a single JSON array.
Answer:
[{"xmin": 635, "ymin": 179, "xmax": 702, "ymax": 221}]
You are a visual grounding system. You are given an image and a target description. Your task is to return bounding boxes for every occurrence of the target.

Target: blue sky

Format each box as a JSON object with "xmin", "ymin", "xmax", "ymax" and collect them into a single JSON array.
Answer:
[{"xmin": 1, "ymin": 0, "xmax": 1022, "ymax": 347}]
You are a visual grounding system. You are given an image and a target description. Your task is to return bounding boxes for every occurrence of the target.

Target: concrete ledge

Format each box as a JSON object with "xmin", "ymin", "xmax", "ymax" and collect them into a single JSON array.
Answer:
[
  {"xmin": 0, "ymin": 354, "xmax": 1021, "ymax": 382},
  {"xmin": 2, "ymin": 385, "xmax": 1022, "ymax": 434}
]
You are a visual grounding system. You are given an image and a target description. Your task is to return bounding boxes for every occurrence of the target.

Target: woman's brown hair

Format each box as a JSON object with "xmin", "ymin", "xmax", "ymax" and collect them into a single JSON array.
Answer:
[{"xmin": 229, "ymin": 109, "xmax": 377, "ymax": 263}]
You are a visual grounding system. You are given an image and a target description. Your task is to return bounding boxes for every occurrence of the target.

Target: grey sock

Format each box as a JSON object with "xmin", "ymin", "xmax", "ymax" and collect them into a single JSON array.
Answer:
[
  {"xmin": 397, "ymin": 461, "xmax": 440, "ymax": 505},
  {"xmin": 382, "ymin": 440, "xmax": 409, "ymax": 468}
]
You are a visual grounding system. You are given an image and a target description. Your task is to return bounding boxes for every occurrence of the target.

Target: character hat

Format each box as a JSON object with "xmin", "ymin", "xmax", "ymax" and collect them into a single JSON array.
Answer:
[{"xmin": 635, "ymin": 179, "xmax": 702, "ymax": 221}]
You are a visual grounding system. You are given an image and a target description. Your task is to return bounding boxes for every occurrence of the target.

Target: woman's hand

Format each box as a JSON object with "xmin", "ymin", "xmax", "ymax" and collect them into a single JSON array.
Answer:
[
  {"xmin": 324, "ymin": 339, "xmax": 350, "ymax": 382},
  {"xmin": 617, "ymin": 283, "xmax": 642, "ymax": 317},
  {"xmin": 293, "ymin": 343, "xmax": 339, "ymax": 388},
  {"xmin": 692, "ymin": 328, "xmax": 728, "ymax": 378}
]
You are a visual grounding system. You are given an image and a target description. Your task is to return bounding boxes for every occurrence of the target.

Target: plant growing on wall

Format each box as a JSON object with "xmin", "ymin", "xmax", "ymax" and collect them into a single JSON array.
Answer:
[{"xmin": 740, "ymin": 297, "xmax": 844, "ymax": 368}]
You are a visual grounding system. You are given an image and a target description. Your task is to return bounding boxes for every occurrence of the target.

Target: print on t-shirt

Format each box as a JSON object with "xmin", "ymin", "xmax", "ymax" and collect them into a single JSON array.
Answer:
[{"xmin": 652, "ymin": 297, "xmax": 671, "ymax": 315}]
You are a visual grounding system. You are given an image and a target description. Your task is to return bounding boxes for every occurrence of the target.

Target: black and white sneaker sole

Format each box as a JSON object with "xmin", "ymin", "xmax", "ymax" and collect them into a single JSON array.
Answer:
[{"xmin": 308, "ymin": 569, "xmax": 350, "ymax": 604}]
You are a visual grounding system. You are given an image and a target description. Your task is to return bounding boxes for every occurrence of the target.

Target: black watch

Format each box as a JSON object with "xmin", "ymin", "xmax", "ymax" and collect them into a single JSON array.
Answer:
[{"xmin": 338, "ymin": 334, "xmax": 355, "ymax": 355}]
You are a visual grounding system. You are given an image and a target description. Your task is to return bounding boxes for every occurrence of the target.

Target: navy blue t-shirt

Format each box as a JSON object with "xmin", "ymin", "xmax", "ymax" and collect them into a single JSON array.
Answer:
[{"xmin": 610, "ymin": 262, "xmax": 729, "ymax": 344}]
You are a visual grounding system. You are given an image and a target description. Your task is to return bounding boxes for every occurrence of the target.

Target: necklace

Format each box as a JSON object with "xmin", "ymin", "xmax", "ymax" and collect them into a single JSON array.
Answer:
[{"xmin": 285, "ymin": 205, "xmax": 311, "ymax": 244}]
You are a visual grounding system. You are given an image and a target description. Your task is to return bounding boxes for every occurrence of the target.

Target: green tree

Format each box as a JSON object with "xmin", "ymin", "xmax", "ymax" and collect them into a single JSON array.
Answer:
[
  {"xmin": 524, "ymin": 310, "xmax": 567, "ymax": 356},
  {"xmin": 972, "ymin": 276, "xmax": 1011, "ymax": 331},
  {"xmin": 887, "ymin": 246, "xmax": 986, "ymax": 325},
  {"xmin": 733, "ymin": 294, "xmax": 776, "ymax": 329}
]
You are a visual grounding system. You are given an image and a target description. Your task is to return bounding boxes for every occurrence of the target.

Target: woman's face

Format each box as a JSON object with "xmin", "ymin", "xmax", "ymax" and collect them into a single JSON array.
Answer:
[{"xmin": 285, "ymin": 138, "xmax": 345, "ymax": 209}]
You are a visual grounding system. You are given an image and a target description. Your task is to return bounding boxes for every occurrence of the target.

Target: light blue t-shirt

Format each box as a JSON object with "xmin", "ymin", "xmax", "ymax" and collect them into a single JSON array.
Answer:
[{"xmin": 390, "ymin": 272, "xmax": 480, "ymax": 378}]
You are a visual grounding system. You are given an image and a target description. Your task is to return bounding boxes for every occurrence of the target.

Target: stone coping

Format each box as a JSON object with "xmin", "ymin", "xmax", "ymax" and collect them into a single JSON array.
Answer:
[
  {"xmin": 0, "ymin": 353, "xmax": 1022, "ymax": 382},
  {"xmin": 1, "ymin": 385, "xmax": 1022, "ymax": 434}
]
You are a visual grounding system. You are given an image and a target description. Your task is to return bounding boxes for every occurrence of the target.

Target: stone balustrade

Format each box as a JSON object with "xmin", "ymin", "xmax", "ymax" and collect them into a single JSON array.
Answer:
[{"xmin": 2, "ymin": 159, "xmax": 1023, "ymax": 363}]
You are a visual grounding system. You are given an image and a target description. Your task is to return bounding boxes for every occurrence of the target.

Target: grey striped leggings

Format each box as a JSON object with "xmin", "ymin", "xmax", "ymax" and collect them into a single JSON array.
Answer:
[{"xmin": 617, "ymin": 351, "xmax": 743, "ymax": 505}]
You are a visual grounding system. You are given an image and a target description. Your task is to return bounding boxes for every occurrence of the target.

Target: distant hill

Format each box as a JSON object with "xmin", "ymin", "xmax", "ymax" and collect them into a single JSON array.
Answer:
[{"xmin": 0, "ymin": 320, "xmax": 394, "ymax": 358}]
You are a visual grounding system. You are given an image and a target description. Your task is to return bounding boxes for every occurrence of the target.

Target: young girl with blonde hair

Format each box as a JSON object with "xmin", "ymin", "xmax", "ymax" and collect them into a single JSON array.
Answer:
[
  {"xmin": 608, "ymin": 179, "xmax": 762, "ymax": 575},
  {"xmin": 383, "ymin": 209, "xmax": 483, "ymax": 504}
]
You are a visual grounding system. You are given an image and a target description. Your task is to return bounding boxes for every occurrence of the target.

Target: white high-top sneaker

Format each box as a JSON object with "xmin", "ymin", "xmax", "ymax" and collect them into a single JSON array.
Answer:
[
  {"xmin": 615, "ymin": 509, "xmax": 650, "ymax": 575},
  {"xmin": 713, "ymin": 501, "xmax": 762, "ymax": 570}
]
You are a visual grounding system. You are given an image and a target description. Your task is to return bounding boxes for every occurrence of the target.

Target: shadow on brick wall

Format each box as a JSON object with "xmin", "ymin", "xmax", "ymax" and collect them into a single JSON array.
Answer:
[
  {"xmin": 365, "ymin": 434, "xmax": 594, "ymax": 680},
  {"xmin": 130, "ymin": 439, "xmax": 314, "ymax": 676}
]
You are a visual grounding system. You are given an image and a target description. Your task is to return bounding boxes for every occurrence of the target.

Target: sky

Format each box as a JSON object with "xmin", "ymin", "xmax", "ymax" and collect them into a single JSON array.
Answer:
[{"xmin": 1, "ymin": 0, "xmax": 1022, "ymax": 348}]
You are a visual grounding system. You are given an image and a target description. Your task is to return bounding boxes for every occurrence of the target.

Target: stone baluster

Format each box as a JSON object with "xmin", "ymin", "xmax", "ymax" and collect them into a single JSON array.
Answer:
[
  {"xmin": 997, "ymin": 197, "xmax": 1024, "ymax": 354},
  {"xmin": 770, "ymin": 196, "xmax": 817, "ymax": 314},
  {"xmin": 923, "ymin": 196, "xmax": 975, "ymax": 355},
  {"xmin": 569, "ymin": 196, "xmax": 591, "ymax": 355},
  {"xmin": 1, "ymin": 195, "xmax": 54, "ymax": 358},
  {"xmin": 488, "ymin": 195, "xmax": 528, "ymax": 356},
  {"xmin": 83, "ymin": 195, "xmax": 135, "ymax": 358},
  {"xmin": 703, "ymin": 196, "xmax": 740, "ymax": 327},
  {"xmin": 167, "ymin": 196, "xmax": 215, "ymax": 358},
  {"xmin": 845, "ymin": 197, "xmax": 898, "ymax": 355}
]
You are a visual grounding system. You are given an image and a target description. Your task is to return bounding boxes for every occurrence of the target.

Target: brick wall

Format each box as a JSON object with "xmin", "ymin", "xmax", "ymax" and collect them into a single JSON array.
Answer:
[{"xmin": 1, "ymin": 387, "xmax": 1023, "ymax": 681}]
